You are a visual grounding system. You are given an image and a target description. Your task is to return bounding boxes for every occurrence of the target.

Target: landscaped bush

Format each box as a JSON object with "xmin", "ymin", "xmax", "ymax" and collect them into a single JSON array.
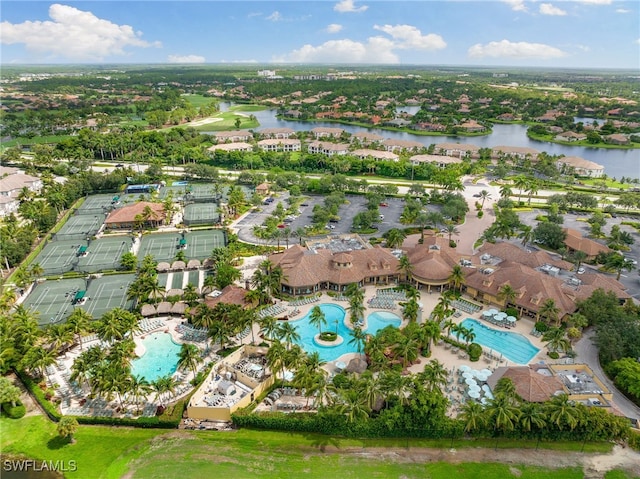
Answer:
[
  {"xmin": 477, "ymin": 211, "xmax": 483, "ymax": 218},
  {"xmin": 467, "ymin": 343, "xmax": 483, "ymax": 362},
  {"xmin": 534, "ymin": 321, "xmax": 548, "ymax": 333},
  {"xmin": 449, "ymin": 240, "xmax": 457, "ymax": 248},
  {"xmin": 2, "ymin": 400, "xmax": 26, "ymax": 419},
  {"xmin": 548, "ymin": 351, "xmax": 560, "ymax": 359},
  {"xmin": 319, "ymin": 331, "xmax": 337, "ymax": 342},
  {"xmin": 505, "ymin": 307, "xmax": 519, "ymax": 319},
  {"xmin": 16, "ymin": 370, "xmax": 61, "ymax": 421}
]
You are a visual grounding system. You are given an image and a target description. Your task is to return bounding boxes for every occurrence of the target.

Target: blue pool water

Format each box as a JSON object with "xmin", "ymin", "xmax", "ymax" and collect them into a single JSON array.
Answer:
[
  {"xmin": 292, "ymin": 303, "xmax": 401, "ymax": 362},
  {"xmin": 172, "ymin": 181, "xmax": 188, "ymax": 186},
  {"xmin": 131, "ymin": 332, "xmax": 181, "ymax": 381},
  {"xmin": 460, "ymin": 318, "xmax": 540, "ymax": 364}
]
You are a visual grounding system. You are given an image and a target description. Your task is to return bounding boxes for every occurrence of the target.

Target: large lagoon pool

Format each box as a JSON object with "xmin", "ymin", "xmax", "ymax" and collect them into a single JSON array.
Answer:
[
  {"xmin": 292, "ymin": 303, "xmax": 401, "ymax": 362},
  {"xmin": 460, "ymin": 318, "xmax": 539, "ymax": 364},
  {"xmin": 131, "ymin": 332, "xmax": 181, "ymax": 381}
]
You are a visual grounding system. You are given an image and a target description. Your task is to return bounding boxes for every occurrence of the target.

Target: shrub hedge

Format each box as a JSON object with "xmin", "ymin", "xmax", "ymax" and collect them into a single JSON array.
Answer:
[{"xmin": 2, "ymin": 401, "xmax": 26, "ymax": 419}]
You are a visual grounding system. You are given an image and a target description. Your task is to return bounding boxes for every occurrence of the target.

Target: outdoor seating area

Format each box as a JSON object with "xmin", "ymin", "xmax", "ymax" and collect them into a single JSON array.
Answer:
[
  {"xmin": 452, "ymin": 298, "xmax": 481, "ymax": 314},
  {"xmin": 287, "ymin": 295, "xmax": 321, "ymax": 308},
  {"xmin": 233, "ymin": 356, "xmax": 267, "ymax": 380},
  {"xmin": 529, "ymin": 328, "xmax": 543, "ymax": 338},
  {"xmin": 136, "ymin": 318, "xmax": 165, "ymax": 335},
  {"xmin": 367, "ymin": 289, "xmax": 406, "ymax": 310},
  {"xmin": 258, "ymin": 303, "xmax": 288, "ymax": 318},
  {"xmin": 176, "ymin": 323, "xmax": 208, "ymax": 342},
  {"xmin": 446, "ymin": 365, "xmax": 495, "ymax": 409},
  {"xmin": 481, "ymin": 309, "xmax": 517, "ymax": 328}
]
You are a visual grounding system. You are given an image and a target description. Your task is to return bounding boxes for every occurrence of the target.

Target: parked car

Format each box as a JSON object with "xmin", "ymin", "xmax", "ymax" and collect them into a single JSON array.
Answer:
[{"xmin": 379, "ymin": 202, "xmax": 388, "ymax": 207}]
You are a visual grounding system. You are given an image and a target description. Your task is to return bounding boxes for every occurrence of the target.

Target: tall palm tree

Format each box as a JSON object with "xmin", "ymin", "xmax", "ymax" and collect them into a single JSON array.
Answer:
[
  {"xmin": 478, "ymin": 190, "xmax": 492, "ymax": 209},
  {"xmin": 444, "ymin": 223, "xmax": 459, "ymax": 244},
  {"xmin": 45, "ymin": 324, "xmax": 74, "ymax": 356},
  {"xmin": 418, "ymin": 359, "xmax": 448, "ymax": 393},
  {"xmin": 518, "ymin": 225, "xmax": 533, "ymax": 248},
  {"xmin": 419, "ymin": 320, "xmax": 441, "ymax": 356},
  {"xmin": 336, "ymin": 389, "xmax": 370, "ymax": 424},
  {"xmin": 546, "ymin": 393, "xmax": 580, "ymax": 431},
  {"xmin": 542, "ymin": 327, "xmax": 571, "ymax": 355},
  {"xmin": 398, "ymin": 254, "xmax": 413, "ymax": 283},
  {"xmin": 128, "ymin": 374, "xmax": 151, "ymax": 410},
  {"xmin": 259, "ymin": 315, "xmax": 278, "ymax": 341},
  {"xmin": 177, "ymin": 343, "xmax": 202, "ymax": 377},
  {"xmin": 66, "ymin": 308, "xmax": 93, "ymax": 350},
  {"xmin": 538, "ymin": 298, "xmax": 561, "ymax": 326},
  {"xmin": 392, "ymin": 335, "xmax": 419, "ymax": 368},
  {"xmin": 277, "ymin": 322, "xmax": 301, "ymax": 350},
  {"xmin": 499, "ymin": 184, "xmax": 513, "ymax": 199},
  {"xmin": 460, "ymin": 400, "xmax": 486, "ymax": 434},
  {"xmin": 348, "ymin": 327, "xmax": 368, "ymax": 354},
  {"xmin": 497, "ymin": 284, "xmax": 518, "ymax": 308},
  {"xmin": 385, "ymin": 228, "xmax": 407, "ymax": 249},
  {"xmin": 308, "ymin": 305, "xmax": 327, "ymax": 335},
  {"xmin": 400, "ymin": 298, "xmax": 420, "ymax": 323},
  {"xmin": 486, "ymin": 394, "xmax": 521, "ymax": 448},
  {"xmin": 519, "ymin": 402, "xmax": 546, "ymax": 435},
  {"xmin": 266, "ymin": 340, "xmax": 286, "ymax": 380},
  {"xmin": 448, "ymin": 265, "xmax": 465, "ymax": 293}
]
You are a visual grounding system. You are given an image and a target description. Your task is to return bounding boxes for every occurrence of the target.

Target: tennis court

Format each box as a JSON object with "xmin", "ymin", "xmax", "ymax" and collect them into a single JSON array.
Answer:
[
  {"xmin": 183, "ymin": 203, "xmax": 220, "ymax": 226},
  {"xmin": 34, "ymin": 239, "xmax": 88, "ymax": 275},
  {"xmin": 22, "ymin": 278, "xmax": 86, "ymax": 326},
  {"xmin": 77, "ymin": 194, "xmax": 118, "ymax": 215},
  {"xmin": 76, "ymin": 236, "xmax": 133, "ymax": 273},
  {"xmin": 185, "ymin": 229, "xmax": 226, "ymax": 259},
  {"xmin": 82, "ymin": 274, "xmax": 136, "ymax": 318},
  {"xmin": 137, "ymin": 233, "xmax": 186, "ymax": 263},
  {"xmin": 55, "ymin": 213, "xmax": 106, "ymax": 240}
]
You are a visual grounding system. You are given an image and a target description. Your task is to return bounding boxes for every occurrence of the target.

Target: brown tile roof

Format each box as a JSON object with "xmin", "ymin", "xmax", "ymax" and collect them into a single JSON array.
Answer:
[
  {"xmin": 105, "ymin": 202, "xmax": 166, "ymax": 225},
  {"xmin": 478, "ymin": 243, "xmax": 572, "ymax": 270},
  {"xmin": 204, "ymin": 285, "xmax": 248, "ymax": 309},
  {"xmin": 404, "ymin": 236, "xmax": 462, "ymax": 283},
  {"xmin": 270, "ymin": 244, "xmax": 399, "ymax": 288},
  {"xmin": 488, "ymin": 366, "xmax": 565, "ymax": 402},
  {"xmin": 563, "ymin": 228, "xmax": 610, "ymax": 257}
]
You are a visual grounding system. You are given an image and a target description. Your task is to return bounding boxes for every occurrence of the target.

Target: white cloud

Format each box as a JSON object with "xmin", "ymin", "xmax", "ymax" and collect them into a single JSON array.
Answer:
[
  {"xmin": 326, "ymin": 23, "xmax": 343, "ymax": 34},
  {"xmin": 502, "ymin": 0, "xmax": 528, "ymax": 12},
  {"xmin": 636, "ymin": 38, "xmax": 640, "ymax": 45},
  {"xmin": 615, "ymin": 8, "xmax": 631, "ymax": 13},
  {"xmin": 334, "ymin": 0, "xmax": 368, "ymax": 13},
  {"xmin": 274, "ymin": 38, "xmax": 398, "ymax": 63},
  {"xmin": 168, "ymin": 54, "xmax": 205, "ymax": 64},
  {"xmin": 373, "ymin": 24, "xmax": 446, "ymax": 50},
  {"xmin": 275, "ymin": 24, "xmax": 445, "ymax": 64},
  {"xmin": 266, "ymin": 11, "xmax": 282, "ymax": 21},
  {"xmin": 576, "ymin": 0, "xmax": 612, "ymax": 4},
  {"xmin": 575, "ymin": 44, "xmax": 591, "ymax": 52},
  {"xmin": 539, "ymin": 3, "xmax": 567, "ymax": 16},
  {"xmin": 468, "ymin": 40, "xmax": 567, "ymax": 59},
  {"xmin": 0, "ymin": 3, "xmax": 160, "ymax": 61}
]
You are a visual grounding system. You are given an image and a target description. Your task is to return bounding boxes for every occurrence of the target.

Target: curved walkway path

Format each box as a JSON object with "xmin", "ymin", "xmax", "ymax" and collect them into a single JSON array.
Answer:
[{"xmin": 574, "ymin": 329, "xmax": 640, "ymax": 422}]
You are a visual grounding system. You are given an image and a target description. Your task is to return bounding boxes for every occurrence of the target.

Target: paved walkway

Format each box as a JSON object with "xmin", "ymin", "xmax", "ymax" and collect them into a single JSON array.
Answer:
[{"xmin": 574, "ymin": 329, "xmax": 640, "ymax": 422}]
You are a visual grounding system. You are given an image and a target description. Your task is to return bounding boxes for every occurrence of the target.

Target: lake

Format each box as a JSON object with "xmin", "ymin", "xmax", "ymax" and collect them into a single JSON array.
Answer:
[{"xmin": 217, "ymin": 103, "xmax": 639, "ymax": 180}]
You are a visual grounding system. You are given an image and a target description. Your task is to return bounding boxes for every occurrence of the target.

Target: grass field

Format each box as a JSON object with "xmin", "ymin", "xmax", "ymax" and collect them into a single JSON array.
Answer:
[
  {"xmin": 188, "ymin": 111, "xmax": 259, "ymax": 131},
  {"xmin": 3, "ymin": 416, "xmax": 628, "ymax": 479}
]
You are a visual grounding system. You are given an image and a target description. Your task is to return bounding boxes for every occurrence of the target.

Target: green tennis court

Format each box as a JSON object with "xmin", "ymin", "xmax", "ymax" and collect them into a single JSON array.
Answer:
[
  {"xmin": 76, "ymin": 236, "xmax": 133, "ymax": 273},
  {"xmin": 185, "ymin": 229, "xmax": 226, "ymax": 259},
  {"xmin": 33, "ymin": 239, "xmax": 88, "ymax": 275},
  {"xmin": 82, "ymin": 274, "xmax": 136, "ymax": 318},
  {"xmin": 22, "ymin": 278, "xmax": 86, "ymax": 326},
  {"xmin": 137, "ymin": 233, "xmax": 186, "ymax": 263},
  {"xmin": 77, "ymin": 194, "xmax": 117, "ymax": 215},
  {"xmin": 183, "ymin": 203, "xmax": 219, "ymax": 226},
  {"xmin": 55, "ymin": 213, "xmax": 105, "ymax": 239}
]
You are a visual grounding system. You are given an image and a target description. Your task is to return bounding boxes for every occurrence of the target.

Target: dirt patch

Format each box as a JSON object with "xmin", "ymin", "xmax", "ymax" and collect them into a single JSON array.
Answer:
[{"xmin": 8, "ymin": 373, "xmax": 42, "ymax": 417}]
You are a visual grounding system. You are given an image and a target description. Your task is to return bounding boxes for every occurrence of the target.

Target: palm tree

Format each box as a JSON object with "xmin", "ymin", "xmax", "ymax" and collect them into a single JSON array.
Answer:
[
  {"xmin": 177, "ymin": 343, "xmax": 202, "ymax": 377},
  {"xmin": 519, "ymin": 402, "xmax": 546, "ymax": 435},
  {"xmin": 348, "ymin": 327, "xmax": 367, "ymax": 354},
  {"xmin": 385, "ymin": 228, "xmax": 407, "ymax": 249},
  {"xmin": 392, "ymin": 336, "xmax": 419, "ymax": 368},
  {"xmin": 266, "ymin": 340, "xmax": 287, "ymax": 380},
  {"xmin": 259, "ymin": 315, "xmax": 278, "ymax": 341},
  {"xmin": 444, "ymin": 223, "xmax": 459, "ymax": 244},
  {"xmin": 277, "ymin": 322, "xmax": 300, "ymax": 350},
  {"xmin": 400, "ymin": 298, "xmax": 420, "ymax": 323},
  {"xmin": 308, "ymin": 305, "xmax": 327, "ymax": 335},
  {"xmin": 538, "ymin": 298, "xmax": 561, "ymax": 326},
  {"xmin": 21, "ymin": 346, "xmax": 57, "ymax": 385},
  {"xmin": 66, "ymin": 308, "xmax": 93, "ymax": 350},
  {"xmin": 542, "ymin": 327, "xmax": 571, "ymax": 355},
  {"xmin": 499, "ymin": 184, "xmax": 513, "ymax": 199},
  {"xmin": 497, "ymin": 284, "xmax": 518, "ymax": 308},
  {"xmin": 46, "ymin": 324, "xmax": 74, "ymax": 356},
  {"xmin": 518, "ymin": 225, "xmax": 533, "ymax": 248},
  {"xmin": 419, "ymin": 320, "xmax": 441, "ymax": 356},
  {"xmin": 57, "ymin": 417, "xmax": 79, "ymax": 443},
  {"xmin": 572, "ymin": 250, "xmax": 588, "ymax": 273},
  {"xmin": 336, "ymin": 389, "xmax": 370, "ymax": 423},
  {"xmin": 546, "ymin": 393, "xmax": 580, "ymax": 431},
  {"xmin": 486, "ymin": 394, "xmax": 521, "ymax": 448},
  {"xmin": 398, "ymin": 254, "xmax": 413, "ymax": 283},
  {"xmin": 460, "ymin": 400, "xmax": 486, "ymax": 434},
  {"xmin": 418, "ymin": 359, "xmax": 448, "ymax": 393},
  {"xmin": 128, "ymin": 374, "xmax": 151, "ymax": 410},
  {"xmin": 448, "ymin": 264, "xmax": 465, "ymax": 292},
  {"xmin": 513, "ymin": 175, "xmax": 529, "ymax": 201},
  {"xmin": 478, "ymin": 190, "xmax": 492, "ymax": 209},
  {"xmin": 525, "ymin": 179, "xmax": 539, "ymax": 205}
]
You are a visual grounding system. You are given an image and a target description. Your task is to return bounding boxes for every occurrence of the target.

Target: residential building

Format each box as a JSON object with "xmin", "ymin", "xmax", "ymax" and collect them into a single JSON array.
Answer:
[
  {"xmin": 381, "ymin": 138, "xmax": 423, "ymax": 153},
  {"xmin": 563, "ymin": 228, "xmax": 611, "ymax": 259},
  {"xmin": 555, "ymin": 156, "xmax": 604, "ymax": 178},
  {"xmin": 207, "ymin": 143, "xmax": 253, "ymax": 153},
  {"xmin": 491, "ymin": 146, "xmax": 540, "ymax": 162},
  {"xmin": 214, "ymin": 130, "xmax": 253, "ymax": 143},
  {"xmin": 307, "ymin": 141, "xmax": 349, "ymax": 156},
  {"xmin": 409, "ymin": 154, "xmax": 462, "ymax": 168},
  {"xmin": 351, "ymin": 149, "xmax": 399, "ymax": 162},
  {"xmin": 311, "ymin": 127, "xmax": 344, "ymax": 139},
  {"xmin": 0, "ymin": 172, "xmax": 43, "ymax": 198},
  {"xmin": 257, "ymin": 139, "xmax": 301, "ymax": 152},
  {"xmin": 555, "ymin": 131, "xmax": 587, "ymax": 142},
  {"xmin": 434, "ymin": 143, "xmax": 481, "ymax": 158},
  {"xmin": 257, "ymin": 128, "xmax": 295, "ymax": 139}
]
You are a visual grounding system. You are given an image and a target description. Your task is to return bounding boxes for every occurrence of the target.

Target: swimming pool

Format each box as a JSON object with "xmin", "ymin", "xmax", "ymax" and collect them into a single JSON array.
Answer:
[
  {"xmin": 291, "ymin": 303, "xmax": 401, "ymax": 362},
  {"xmin": 172, "ymin": 181, "xmax": 189, "ymax": 187},
  {"xmin": 131, "ymin": 332, "xmax": 181, "ymax": 381},
  {"xmin": 459, "ymin": 318, "xmax": 539, "ymax": 364}
]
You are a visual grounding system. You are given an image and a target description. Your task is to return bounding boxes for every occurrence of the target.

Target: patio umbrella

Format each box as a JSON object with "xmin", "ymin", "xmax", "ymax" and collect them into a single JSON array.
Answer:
[
  {"xmin": 487, "ymin": 309, "xmax": 499, "ymax": 316},
  {"xmin": 465, "ymin": 378, "xmax": 477, "ymax": 387},
  {"xmin": 480, "ymin": 368, "xmax": 492, "ymax": 376},
  {"xmin": 335, "ymin": 361, "xmax": 347, "ymax": 370},
  {"xmin": 459, "ymin": 365, "xmax": 471, "ymax": 373},
  {"xmin": 462, "ymin": 372, "xmax": 474, "ymax": 380},
  {"xmin": 476, "ymin": 373, "xmax": 489, "ymax": 382},
  {"xmin": 480, "ymin": 397, "xmax": 489, "ymax": 405},
  {"xmin": 482, "ymin": 310, "xmax": 493, "ymax": 318},
  {"xmin": 468, "ymin": 384, "xmax": 481, "ymax": 392},
  {"xmin": 507, "ymin": 316, "xmax": 516, "ymax": 324},
  {"xmin": 468, "ymin": 390, "xmax": 480, "ymax": 399}
]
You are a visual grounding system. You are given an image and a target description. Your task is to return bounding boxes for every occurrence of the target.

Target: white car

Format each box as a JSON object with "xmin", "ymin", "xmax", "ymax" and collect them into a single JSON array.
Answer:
[{"xmin": 577, "ymin": 267, "xmax": 585, "ymax": 274}]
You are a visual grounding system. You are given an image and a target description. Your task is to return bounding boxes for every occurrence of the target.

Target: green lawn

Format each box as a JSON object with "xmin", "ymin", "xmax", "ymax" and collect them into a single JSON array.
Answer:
[
  {"xmin": 182, "ymin": 93, "xmax": 213, "ymax": 108},
  {"xmin": 0, "ymin": 416, "xmax": 618, "ymax": 479},
  {"xmin": 187, "ymin": 111, "xmax": 260, "ymax": 131}
]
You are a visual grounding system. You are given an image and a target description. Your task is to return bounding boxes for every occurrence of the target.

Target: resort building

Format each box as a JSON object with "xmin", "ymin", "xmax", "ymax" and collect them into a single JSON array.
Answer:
[
  {"xmin": 402, "ymin": 231, "xmax": 463, "ymax": 292},
  {"xmin": 214, "ymin": 130, "xmax": 254, "ymax": 143},
  {"xmin": 563, "ymin": 228, "xmax": 611, "ymax": 260},
  {"xmin": 351, "ymin": 149, "xmax": 399, "ymax": 162},
  {"xmin": 257, "ymin": 138, "xmax": 301, "ymax": 152},
  {"xmin": 381, "ymin": 138, "xmax": 424, "ymax": 153},
  {"xmin": 187, "ymin": 345, "xmax": 274, "ymax": 422},
  {"xmin": 311, "ymin": 127, "xmax": 344, "ymax": 139},
  {"xmin": 307, "ymin": 141, "xmax": 349, "ymax": 156},
  {"xmin": 409, "ymin": 154, "xmax": 462, "ymax": 168},
  {"xmin": 104, "ymin": 201, "xmax": 167, "ymax": 230},
  {"xmin": 204, "ymin": 284, "xmax": 249, "ymax": 310},
  {"xmin": 555, "ymin": 156, "xmax": 605, "ymax": 178},
  {"xmin": 434, "ymin": 143, "xmax": 481, "ymax": 158},
  {"xmin": 269, "ymin": 236, "xmax": 400, "ymax": 296}
]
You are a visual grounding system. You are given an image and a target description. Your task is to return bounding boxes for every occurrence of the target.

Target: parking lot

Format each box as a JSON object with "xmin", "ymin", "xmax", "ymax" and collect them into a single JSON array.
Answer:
[{"xmin": 234, "ymin": 193, "xmax": 408, "ymax": 243}]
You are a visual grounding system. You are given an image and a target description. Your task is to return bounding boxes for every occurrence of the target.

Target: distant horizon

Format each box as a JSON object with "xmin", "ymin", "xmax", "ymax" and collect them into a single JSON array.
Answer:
[{"xmin": 1, "ymin": 1, "xmax": 638, "ymax": 69}]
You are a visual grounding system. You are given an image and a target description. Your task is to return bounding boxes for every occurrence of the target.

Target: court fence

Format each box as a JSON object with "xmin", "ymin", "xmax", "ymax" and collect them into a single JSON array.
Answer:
[{"xmin": 183, "ymin": 215, "xmax": 221, "ymax": 227}]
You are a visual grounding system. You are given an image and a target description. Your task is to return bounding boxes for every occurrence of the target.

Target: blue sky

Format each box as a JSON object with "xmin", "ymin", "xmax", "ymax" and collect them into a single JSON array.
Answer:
[{"xmin": 1, "ymin": 1, "xmax": 638, "ymax": 68}]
